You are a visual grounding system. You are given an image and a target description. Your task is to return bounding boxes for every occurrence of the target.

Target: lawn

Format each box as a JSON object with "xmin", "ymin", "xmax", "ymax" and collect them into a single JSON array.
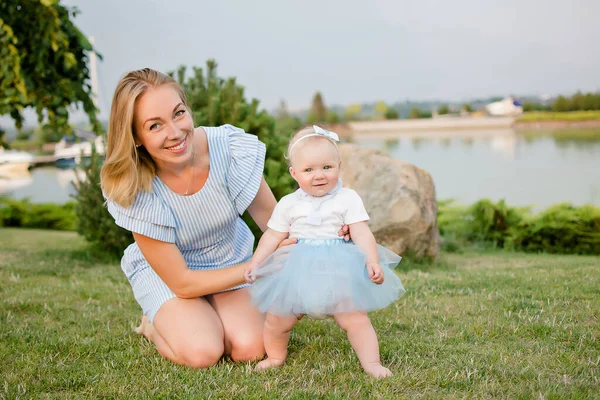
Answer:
[{"xmin": 1, "ymin": 228, "xmax": 598, "ymax": 399}]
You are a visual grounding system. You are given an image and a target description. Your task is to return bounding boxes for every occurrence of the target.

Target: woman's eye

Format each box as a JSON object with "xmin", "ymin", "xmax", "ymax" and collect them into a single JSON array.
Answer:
[
  {"xmin": 175, "ymin": 109, "xmax": 186, "ymax": 118},
  {"xmin": 149, "ymin": 123, "xmax": 160, "ymax": 131}
]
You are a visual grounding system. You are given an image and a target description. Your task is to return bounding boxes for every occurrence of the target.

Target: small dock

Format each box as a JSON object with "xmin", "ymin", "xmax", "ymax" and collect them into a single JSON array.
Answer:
[{"xmin": 31, "ymin": 155, "xmax": 60, "ymax": 168}]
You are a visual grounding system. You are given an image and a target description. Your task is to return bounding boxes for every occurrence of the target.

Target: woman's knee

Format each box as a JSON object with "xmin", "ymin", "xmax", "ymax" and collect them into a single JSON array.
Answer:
[
  {"xmin": 177, "ymin": 341, "xmax": 225, "ymax": 368},
  {"xmin": 229, "ymin": 332, "xmax": 265, "ymax": 362}
]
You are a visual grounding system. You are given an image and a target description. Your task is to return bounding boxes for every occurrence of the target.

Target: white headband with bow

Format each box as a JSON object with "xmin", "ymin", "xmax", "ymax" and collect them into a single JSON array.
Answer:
[{"xmin": 288, "ymin": 125, "xmax": 339, "ymax": 155}]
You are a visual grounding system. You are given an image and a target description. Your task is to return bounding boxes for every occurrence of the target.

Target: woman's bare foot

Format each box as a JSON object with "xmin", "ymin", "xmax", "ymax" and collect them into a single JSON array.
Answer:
[
  {"xmin": 254, "ymin": 357, "xmax": 285, "ymax": 371},
  {"xmin": 363, "ymin": 363, "xmax": 393, "ymax": 378},
  {"xmin": 134, "ymin": 315, "xmax": 152, "ymax": 339}
]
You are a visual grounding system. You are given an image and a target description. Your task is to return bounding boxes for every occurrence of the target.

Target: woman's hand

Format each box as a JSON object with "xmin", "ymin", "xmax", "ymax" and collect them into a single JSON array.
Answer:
[
  {"xmin": 244, "ymin": 261, "xmax": 259, "ymax": 283},
  {"xmin": 338, "ymin": 224, "xmax": 351, "ymax": 241}
]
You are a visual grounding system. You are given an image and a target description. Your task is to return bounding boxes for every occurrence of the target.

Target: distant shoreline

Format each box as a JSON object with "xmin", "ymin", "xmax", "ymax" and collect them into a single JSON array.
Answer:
[{"xmin": 329, "ymin": 116, "xmax": 600, "ymax": 139}]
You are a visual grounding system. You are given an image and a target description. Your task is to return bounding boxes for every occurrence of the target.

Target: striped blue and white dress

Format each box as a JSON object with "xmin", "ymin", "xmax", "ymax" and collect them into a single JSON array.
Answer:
[{"xmin": 106, "ymin": 125, "xmax": 266, "ymax": 322}]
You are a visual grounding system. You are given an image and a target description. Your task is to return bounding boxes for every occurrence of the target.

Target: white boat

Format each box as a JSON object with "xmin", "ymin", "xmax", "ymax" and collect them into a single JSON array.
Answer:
[
  {"xmin": 0, "ymin": 148, "xmax": 34, "ymax": 178},
  {"xmin": 54, "ymin": 131, "xmax": 105, "ymax": 168},
  {"xmin": 485, "ymin": 97, "xmax": 523, "ymax": 117}
]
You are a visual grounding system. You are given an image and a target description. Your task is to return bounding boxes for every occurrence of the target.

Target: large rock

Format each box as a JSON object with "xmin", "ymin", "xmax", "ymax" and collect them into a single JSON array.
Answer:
[{"xmin": 339, "ymin": 143, "xmax": 439, "ymax": 259}]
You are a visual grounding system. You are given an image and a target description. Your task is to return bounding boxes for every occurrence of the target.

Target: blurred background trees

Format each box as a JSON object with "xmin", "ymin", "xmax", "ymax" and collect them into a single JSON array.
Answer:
[{"xmin": 0, "ymin": 0, "xmax": 101, "ymax": 144}]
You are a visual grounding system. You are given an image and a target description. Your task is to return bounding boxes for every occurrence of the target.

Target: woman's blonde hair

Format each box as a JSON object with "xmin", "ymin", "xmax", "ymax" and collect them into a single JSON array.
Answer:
[{"xmin": 100, "ymin": 68, "xmax": 190, "ymax": 207}]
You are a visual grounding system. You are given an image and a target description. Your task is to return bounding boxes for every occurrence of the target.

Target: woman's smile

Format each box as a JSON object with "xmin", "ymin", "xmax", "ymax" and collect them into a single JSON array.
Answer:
[{"xmin": 165, "ymin": 136, "xmax": 188, "ymax": 154}]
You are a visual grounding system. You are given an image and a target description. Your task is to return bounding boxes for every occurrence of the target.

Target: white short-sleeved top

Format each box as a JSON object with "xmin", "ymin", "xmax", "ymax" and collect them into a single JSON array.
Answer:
[
  {"xmin": 267, "ymin": 183, "xmax": 370, "ymax": 239},
  {"xmin": 105, "ymin": 124, "xmax": 266, "ymax": 281}
]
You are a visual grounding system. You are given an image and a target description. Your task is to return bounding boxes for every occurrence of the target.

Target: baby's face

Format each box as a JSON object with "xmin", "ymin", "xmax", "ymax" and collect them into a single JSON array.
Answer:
[{"xmin": 290, "ymin": 140, "xmax": 340, "ymax": 197}]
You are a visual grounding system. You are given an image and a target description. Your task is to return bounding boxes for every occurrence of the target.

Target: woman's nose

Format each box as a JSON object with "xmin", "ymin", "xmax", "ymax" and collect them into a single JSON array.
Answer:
[{"xmin": 165, "ymin": 121, "xmax": 180, "ymax": 140}]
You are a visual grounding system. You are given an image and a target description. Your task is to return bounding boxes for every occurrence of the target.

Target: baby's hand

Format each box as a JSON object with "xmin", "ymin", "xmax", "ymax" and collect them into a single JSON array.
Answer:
[
  {"xmin": 244, "ymin": 262, "xmax": 259, "ymax": 283},
  {"xmin": 367, "ymin": 262, "xmax": 384, "ymax": 284}
]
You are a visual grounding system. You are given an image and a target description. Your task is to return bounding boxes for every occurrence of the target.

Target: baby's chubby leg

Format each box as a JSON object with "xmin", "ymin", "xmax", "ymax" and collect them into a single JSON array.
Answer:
[
  {"xmin": 255, "ymin": 313, "xmax": 299, "ymax": 370},
  {"xmin": 333, "ymin": 312, "xmax": 392, "ymax": 378}
]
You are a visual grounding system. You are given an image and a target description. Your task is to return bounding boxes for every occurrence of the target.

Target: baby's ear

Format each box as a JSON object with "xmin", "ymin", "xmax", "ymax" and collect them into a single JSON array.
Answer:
[{"xmin": 289, "ymin": 166, "xmax": 297, "ymax": 180}]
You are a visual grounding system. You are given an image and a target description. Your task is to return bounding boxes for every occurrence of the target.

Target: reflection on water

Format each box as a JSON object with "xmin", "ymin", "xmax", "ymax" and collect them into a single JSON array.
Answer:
[
  {"xmin": 0, "ymin": 175, "xmax": 33, "ymax": 194},
  {"xmin": 0, "ymin": 167, "xmax": 83, "ymax": 204},
  {"xmin": 2, "ymin": 129, "xmax": 599, "ymax": 208},
  {"xmin": 352, "ymin": 128, "xmax": 600, "ymax": 208}
]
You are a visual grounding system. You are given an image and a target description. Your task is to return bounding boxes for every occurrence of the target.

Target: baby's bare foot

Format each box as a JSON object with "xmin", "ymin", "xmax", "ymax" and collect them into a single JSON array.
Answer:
[
  {"xmin": 134, "ymin": 315, "xmax": 152, "ymax": 338},
  {"xmin": 364, "ymin": 363, "xmax": 393, "ymax": 378},
  {"xmin": 254, "ymin": 358, "xmax": 285, "ymax": 371}
]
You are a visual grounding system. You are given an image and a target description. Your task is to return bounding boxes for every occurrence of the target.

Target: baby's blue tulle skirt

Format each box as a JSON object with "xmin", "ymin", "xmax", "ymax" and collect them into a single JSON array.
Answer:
[{"xmin": 249, "ymin": 239, "xmax": 406, "ymax": 317}]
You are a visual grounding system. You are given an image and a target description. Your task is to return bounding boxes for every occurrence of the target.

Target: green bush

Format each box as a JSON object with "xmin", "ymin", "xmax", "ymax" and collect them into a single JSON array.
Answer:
[
  {"xmin": 437, "ymin": 199, "xmax": 600, "ymax": 255},
  {"xmin": 0, "ymin": 198, "xmax": 76, "ymax": 231},
  {"xmin": 515, "ymin": 204, "xmax": 600, "ymax": 255},
  {"xmin": 467, "ymin": 199, "xmax": 526, "ymax": 249},
  {"xmin": 72, "ymin": 145, "xmax": 134, "ymax": 259}
]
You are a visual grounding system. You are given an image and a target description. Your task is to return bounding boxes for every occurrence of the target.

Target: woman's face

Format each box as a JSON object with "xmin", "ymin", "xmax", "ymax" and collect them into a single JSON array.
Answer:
[{"xmin": 133, "ymin": 84, "xmax": 195, "ymax": 169}]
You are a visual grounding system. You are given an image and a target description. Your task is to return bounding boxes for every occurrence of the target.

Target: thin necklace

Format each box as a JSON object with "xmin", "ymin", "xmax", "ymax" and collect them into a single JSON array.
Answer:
[{"xmin": 184, "ymin": 145, "xmax": 196, "ymax": 195}]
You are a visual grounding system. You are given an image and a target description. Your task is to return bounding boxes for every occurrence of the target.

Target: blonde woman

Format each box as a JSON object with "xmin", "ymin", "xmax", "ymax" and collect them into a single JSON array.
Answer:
[{"xmin": 101, "ymin": 68, "xmax": 349, "ymax": 368}]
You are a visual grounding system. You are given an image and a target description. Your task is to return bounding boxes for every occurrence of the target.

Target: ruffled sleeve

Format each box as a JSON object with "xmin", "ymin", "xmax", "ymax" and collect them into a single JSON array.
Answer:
[
  {"xmin": 223, "ymin": 124, "xmax": 266, "ymax": 215},
  {"xmin": 105, "ymin": 191, "xmax": 177, "ymax": 243}
]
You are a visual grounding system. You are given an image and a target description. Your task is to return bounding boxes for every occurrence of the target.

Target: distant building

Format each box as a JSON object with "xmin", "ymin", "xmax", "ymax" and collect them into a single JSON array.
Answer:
[{"xmin": 485, "ymin": 97, "xmax": 523, "ymax": 116}]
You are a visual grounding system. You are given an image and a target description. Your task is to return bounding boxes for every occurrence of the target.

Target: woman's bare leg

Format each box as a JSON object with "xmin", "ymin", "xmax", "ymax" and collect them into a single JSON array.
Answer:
[
  {"xmin": 333, "ymin": 312, "xmax": 392, "ymax": 378},
  {"xmin": 136, "ymin": 297, "xmax": 225, "ymax": 368},
  {"xmin": 255, "ymin": 312, "xmax": 299, "ymax": 370},
  {"xmin": 208, "ymin": 288, "xmax": 265, "ymax": 362}
]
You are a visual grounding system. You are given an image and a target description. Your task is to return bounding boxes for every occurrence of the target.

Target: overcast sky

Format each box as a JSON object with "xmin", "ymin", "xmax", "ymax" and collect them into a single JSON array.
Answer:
[{"xmin": 28, "ymin": 0, "xmax": 600, "ymax": 120}]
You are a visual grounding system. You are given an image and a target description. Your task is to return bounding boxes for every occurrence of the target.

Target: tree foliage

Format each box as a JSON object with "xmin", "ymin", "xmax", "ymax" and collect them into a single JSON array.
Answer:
[
  {"xmin": 344, "ymin": 103, "xmax": 362, "ymax": 121},
  {"xmin": 409, "ymin": 107, "xmax": 431, "ymax": 119},
  {"xmin": 437, "ymin": 105, "xmax": 450, "ymax": 115},
  {"xmin": 0, "ymin": 0, "xmax": 100, "ymax": 133},
  {"xmin": 385, "ymin": 108, "xmax": 399, "ymax": 120},
  {"xmin": 306, "ymin": 92, "xmax": 327, "ymax": 124}
]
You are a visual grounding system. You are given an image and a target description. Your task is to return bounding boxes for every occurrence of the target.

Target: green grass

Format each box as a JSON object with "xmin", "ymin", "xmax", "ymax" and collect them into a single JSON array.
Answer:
[
  {"xmin": 1, "ymin": 228, "xmax": 599, "ymax": 399},
  {"xmin": 517, "ymin": 110, "xmax": 600, "ymax": 122}
]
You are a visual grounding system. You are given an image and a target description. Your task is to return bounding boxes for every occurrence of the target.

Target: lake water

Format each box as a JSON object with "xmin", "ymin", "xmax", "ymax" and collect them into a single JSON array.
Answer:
[{"xmin": 2, "ymin": 129, "xmax": 599, "ymax": 209}]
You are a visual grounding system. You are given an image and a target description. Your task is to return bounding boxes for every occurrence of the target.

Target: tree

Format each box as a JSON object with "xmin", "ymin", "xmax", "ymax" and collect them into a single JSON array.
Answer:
[
  {"xmin": 570, "ymin": 91, "xmax": 584, "ymax": 111},
  {"xmin": 437, "ymin": 105, "xmax": 450, "ymax": 115},
  {"xmin": 277, "ymin": 99, "xmax": 289, "ymax": 119},
  {"xmin": 582, "ymin": 92, "xmax": 600, "ymax": 111},
  {"xmin": 384, "ymin": 108, "xmax": 399, "ymax": 120},
  {"xmin": 306, "ymin": 92, "xmax": 327, "ymax": 124},
  {"xmin": 344, "ymin": 103, "xmax": 362, "ymax": 121},
  {"xmin": 409, "ymin": 107, "xmax": 423, "ymax": 119},
  {"xmin": 552, "ymin": 96, "xmax": 570, "ymax": 112},
  {"xmin": 462, "ymin": 103, "xmax": 473, "ymax": 112},
  {"xmin": 327, "ymin": 111, "xmax": 341, "ymax": 124},
  {"xmin": 0, "ymin": 0, "xmax": 100, "ymax": 134},
  {"xmin": 522, "ymin": 101, "xmax": 534, "ymax": 112},
  {"xmin": 0, "ymin": 129, "xmax": 7, "ymax": 148},
  {"xmin": 374, "ymin": 100, "xmax": 389, "ymax": 118}
]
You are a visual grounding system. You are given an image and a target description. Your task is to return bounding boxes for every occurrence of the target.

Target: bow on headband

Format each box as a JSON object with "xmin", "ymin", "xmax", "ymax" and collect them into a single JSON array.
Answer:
[
  {"xmin": 288, "ymin": 125, "xmax": 340, "ymax": 155},
  {"xmin": 312, "ymin": 125, "xmax": 340, "ymax": 142}
]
